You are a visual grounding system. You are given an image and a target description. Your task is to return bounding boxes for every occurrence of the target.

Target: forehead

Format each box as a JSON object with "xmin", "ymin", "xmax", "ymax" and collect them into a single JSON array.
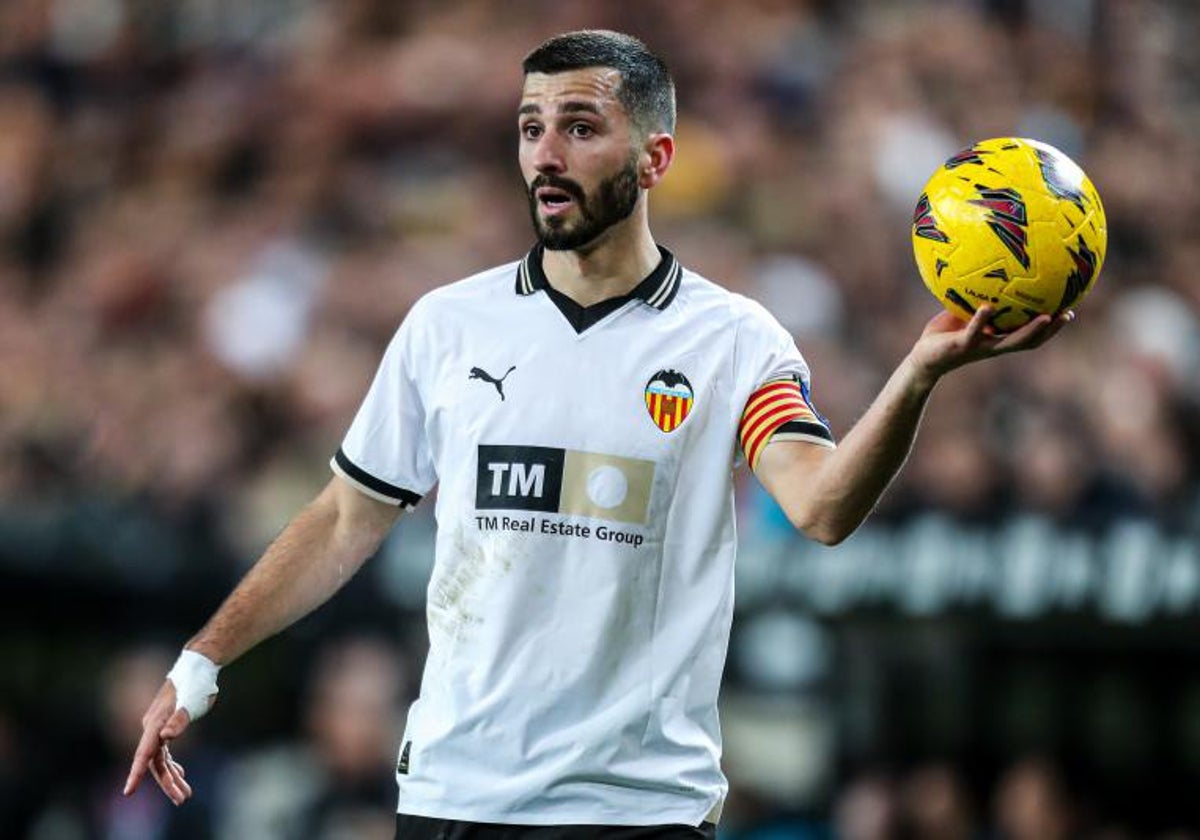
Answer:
[{"xmin": 519, "ymin": 67, "xmax": 626, "ymax": 117}]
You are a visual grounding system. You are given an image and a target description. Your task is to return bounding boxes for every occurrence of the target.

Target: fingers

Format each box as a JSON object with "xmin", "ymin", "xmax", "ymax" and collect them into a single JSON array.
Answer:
[
  {"xmin": 995, "ymin": 312, "xmax": 1059, "ymax": 352},
  {"xmin": 128, "ymin": 728, "xmax": 194, "ymax": 805},
  {"xmin": 148, "ymin": 744, "xmax": 192, "ymax": 805},
  {"xmin": 922, "ymin": 309, "xmax": 971, "ymax": 336},
  {"xmin": 1039, "ymin": 311, "xmax": 1070, "ymax": 343},
  {"xmin": 962, "ymin": 305, "xmax": 994, "ymax": 345},
  {"xmin": 160, "ymin": 707, "xmax": 192, "ymax": 741},
  {"xmin": 164, "ymin": 746, "xmax": 193, "ymax": 801},
  {"xmin": 125, "ymin": 681, "xmax": 197, "ymax": 803},
  {"xmin": 955, "ymin": 303, "xmax": 1003, "ymax": 345},
  {"xmin": 124, "ymin": 719, "xmax": 163, "ymax": 796}
]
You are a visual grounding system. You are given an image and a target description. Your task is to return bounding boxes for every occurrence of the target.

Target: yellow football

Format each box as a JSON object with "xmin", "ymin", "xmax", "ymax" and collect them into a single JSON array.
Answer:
[{"xmin": 911, "ymin": 137, "xmax": 1107, "ymax": 332}]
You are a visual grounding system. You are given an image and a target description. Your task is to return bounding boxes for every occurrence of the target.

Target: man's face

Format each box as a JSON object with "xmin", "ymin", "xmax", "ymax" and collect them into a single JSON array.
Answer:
[{"xmin": 518, "ymin": 68, "xmax": 642, "ymax": 251}]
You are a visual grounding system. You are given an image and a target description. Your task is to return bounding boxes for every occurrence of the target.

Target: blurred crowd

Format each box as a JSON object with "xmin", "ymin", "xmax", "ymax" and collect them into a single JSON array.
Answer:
[
  {"xmin": 2, "ymin": 0, "xmax": 1198, "ymax": 546},
  {"xmin": 1, "ymin": 0, "xmax": 1199, "ymax": 837},
  {"xmin": 11, "ymin": 637, "xmax": 1198, "ymax": 840}
]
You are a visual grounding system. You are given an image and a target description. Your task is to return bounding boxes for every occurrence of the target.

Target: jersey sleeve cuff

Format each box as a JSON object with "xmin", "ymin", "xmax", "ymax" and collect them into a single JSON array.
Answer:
[
  {"xmin": 331, "ymin": 448, "xmax": 423, "ymax": 509},
  {"xmin": 770, "ymin": 419, "xmax": 836, "ymax": 447}
]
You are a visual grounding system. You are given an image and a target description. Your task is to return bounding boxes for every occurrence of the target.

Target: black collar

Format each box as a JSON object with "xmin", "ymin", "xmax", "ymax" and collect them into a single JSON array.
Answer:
[{"xmin": 515, "ymin": 244, "xmax": 683, "ymax": 312}]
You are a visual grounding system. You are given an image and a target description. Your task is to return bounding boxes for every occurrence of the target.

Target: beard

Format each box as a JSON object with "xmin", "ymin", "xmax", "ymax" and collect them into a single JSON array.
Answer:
[{"xmin": 526, "ymin": 157, "xmax": 641, "ymax": 252}]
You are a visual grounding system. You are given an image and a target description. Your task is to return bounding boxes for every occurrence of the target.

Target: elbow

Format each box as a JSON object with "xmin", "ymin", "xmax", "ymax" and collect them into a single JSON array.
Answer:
[
  {"xmin": 787, "ymin": 505, "xmax": 855, "ymax": 546},
  {"xmin": 807, "ymin": 522, "xmax": 852, "ymax": 547}
]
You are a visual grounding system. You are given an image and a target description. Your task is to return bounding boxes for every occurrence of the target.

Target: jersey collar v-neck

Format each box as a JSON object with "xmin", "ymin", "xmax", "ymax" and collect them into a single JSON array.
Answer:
[{"xmin": 514, "ymin": 243, "xmax": 683, "ymax": 333}]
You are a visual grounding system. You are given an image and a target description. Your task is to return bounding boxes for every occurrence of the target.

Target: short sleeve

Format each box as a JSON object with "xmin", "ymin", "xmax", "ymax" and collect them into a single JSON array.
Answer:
[
  {"xmin": 331, "ymin": 307, "xmax": 437, "ymax": 507},
  {"xmin": 734, "ymin": 298, "xmax": 835, "ymax": 471}
]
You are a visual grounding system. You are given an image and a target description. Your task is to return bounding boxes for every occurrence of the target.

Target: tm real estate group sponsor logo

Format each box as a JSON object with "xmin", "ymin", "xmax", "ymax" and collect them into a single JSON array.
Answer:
[{"xmin": 474, "ymin": 444, "xmax": 655, "ymax": 547}]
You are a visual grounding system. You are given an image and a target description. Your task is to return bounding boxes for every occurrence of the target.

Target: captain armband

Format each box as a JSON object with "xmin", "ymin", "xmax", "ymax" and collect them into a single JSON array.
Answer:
[{"xmin": 738, "ymin": 376, "xmax": 835, "ymax": 471}]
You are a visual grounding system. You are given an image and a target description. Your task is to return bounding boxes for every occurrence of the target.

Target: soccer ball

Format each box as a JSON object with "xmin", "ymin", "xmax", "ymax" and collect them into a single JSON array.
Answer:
[{"xmin": 911, "ymin": 137, "xmax": 1107, "ymax": 332}]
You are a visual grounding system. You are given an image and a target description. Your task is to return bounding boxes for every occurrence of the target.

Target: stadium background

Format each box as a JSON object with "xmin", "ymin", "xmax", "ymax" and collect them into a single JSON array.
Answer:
[{"xmin": 1, "ymin": 0, "xmax": 1197, "ymax": 837}]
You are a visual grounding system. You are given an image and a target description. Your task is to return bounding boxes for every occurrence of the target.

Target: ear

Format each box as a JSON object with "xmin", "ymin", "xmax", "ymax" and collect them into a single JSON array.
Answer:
[{"xmin": 638, "ymin": 133, "xmax": 675, "ymax": 189}]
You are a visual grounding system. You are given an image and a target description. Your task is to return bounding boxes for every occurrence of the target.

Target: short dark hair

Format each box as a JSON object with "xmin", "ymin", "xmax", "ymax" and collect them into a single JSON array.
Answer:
[{"xmin": 523, "ymin": 30, "xmax": 676, "ymax": 136}]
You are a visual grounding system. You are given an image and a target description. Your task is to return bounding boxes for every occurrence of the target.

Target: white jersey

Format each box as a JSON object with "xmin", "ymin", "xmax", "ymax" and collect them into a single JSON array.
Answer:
[{"xmin": 332, "ymin": 246, "xmax": 834, "ymax": 826}]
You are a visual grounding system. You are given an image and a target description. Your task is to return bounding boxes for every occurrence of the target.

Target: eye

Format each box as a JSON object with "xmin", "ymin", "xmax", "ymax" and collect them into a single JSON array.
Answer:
[
  {"xmin": 569, "ymin": 122, "xmax": 595, "ymax": 138},
  {"xmin": 521, "ymin": 122, "xmax": 543, "ymax": 140}
]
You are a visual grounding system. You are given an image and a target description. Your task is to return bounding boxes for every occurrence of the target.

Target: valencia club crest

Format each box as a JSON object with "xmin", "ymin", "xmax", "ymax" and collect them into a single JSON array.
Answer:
[{"xmin": 645, "ymin": 370, "xmax": 694, "ymax": 433}]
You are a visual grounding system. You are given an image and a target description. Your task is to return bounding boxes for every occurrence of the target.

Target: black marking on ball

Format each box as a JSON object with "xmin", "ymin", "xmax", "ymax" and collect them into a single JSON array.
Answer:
[
  {"xmin": 944, "ymin": 147, "xmax": 990, "ymax": 169},
  {"xmin": 913, "ymin": 193, "xmax": 951, "ymax": 243},
  {"xmin": 1034, "ymin": 147, "xmax": 1088, "ymax": 213},
  {"xmin": 968, "ymin": 186, "xmax": 1030, "ymax": 269},
  {"xmin": 945, "ymin": 288, "xmax": 976, "ymax": 315},
  {"xmin": 1059, "ymin": 236, "xmax": 1098, "ymax": 313}
]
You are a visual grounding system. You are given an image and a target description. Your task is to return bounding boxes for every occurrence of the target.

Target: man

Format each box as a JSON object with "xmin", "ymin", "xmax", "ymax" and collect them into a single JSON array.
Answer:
[{"xmin": 125, "ymin": 30, "xmax": 1067, "ymax": 838}]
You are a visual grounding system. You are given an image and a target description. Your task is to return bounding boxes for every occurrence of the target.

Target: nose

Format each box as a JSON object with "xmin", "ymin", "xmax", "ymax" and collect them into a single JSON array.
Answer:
[{"xmin": 531, "ymin": 132, "xmax": 566, "ymax": 176}]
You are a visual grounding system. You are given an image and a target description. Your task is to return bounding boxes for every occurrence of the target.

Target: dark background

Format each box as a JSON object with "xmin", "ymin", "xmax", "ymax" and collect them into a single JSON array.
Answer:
[{"xmin": 1, "ymin": 1, "xmax": 1197, "ymax": 837}]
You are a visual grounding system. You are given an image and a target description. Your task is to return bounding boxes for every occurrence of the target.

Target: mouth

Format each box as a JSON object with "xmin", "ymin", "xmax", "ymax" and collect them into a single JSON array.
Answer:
[{"xmin": 535, "ymin": 187, "xmax": 577, "ymax": 216}]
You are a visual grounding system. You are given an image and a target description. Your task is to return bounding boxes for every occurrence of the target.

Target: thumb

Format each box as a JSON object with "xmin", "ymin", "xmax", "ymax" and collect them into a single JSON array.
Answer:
[
  {"xmin": 962, "ymin": 305, "xmax": 993, "ymax": 343},
  {"xmin": 159, "ymin": 707, "xmax": 192, "ymax": 740}
]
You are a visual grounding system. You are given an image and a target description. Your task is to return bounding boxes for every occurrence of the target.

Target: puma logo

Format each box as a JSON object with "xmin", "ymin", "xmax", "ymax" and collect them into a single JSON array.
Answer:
[{"xmin": 469, "ymin": 366, "xmax": 516, "ymax": 401}]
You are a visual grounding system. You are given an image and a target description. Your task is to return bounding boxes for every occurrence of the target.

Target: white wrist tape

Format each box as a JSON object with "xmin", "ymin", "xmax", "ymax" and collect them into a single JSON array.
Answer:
[{"xmin": 166, "ymin": 650, "xmax": 220, "ymax": 722}]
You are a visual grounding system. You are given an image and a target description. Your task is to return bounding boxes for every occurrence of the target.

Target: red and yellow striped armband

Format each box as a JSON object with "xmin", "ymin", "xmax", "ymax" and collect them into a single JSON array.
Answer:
[{"xmin": 739, "ymin": 376, "xmax": 835, "ymax": 471}]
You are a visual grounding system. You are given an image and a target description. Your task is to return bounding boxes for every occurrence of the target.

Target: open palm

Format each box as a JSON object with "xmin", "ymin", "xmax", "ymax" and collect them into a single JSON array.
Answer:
[{"xmin": 910, "ymin": 305, "xmax": 1071, "ymax": 380}]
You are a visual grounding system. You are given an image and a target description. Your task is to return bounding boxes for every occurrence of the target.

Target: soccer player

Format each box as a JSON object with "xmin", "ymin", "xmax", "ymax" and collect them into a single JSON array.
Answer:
[{"xmin": 125, "ymin": 30, "xmax": 1068, "ymax": 838}]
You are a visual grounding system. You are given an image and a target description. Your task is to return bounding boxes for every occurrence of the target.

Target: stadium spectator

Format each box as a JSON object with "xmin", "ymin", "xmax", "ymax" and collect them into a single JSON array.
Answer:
[{"xmin": 214, "ymin": 636, "xmax": 406, "ymax": 840}]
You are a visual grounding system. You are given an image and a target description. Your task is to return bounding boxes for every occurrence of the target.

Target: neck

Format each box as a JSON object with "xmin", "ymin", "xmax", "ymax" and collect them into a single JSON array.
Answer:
[{"xmin": 540, "ymin": 207, "xmax": 660, "ymax": 307}]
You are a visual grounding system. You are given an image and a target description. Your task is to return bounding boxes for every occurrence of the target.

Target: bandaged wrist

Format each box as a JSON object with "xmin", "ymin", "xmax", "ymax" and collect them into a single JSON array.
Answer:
[{"xmin": 166, "ymin": 649, "xmax": 220, "ymax": 722}]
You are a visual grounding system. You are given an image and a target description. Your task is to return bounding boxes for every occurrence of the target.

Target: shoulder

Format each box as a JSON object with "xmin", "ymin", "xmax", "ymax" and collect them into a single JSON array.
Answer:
[
  {"xmin": 674, "ymin": 266, "xmax": 788, "ymax": 337},
  {"xmin": 728, "ymin": 290, "xmax": 789, "ymax": 336},
  {"xmin": 414, "ymin": 258, "xmax": 523, "ymax": 312},
  {"xmin": 395, "ymin": 257, "xmax": 523, "ymax": 335}
]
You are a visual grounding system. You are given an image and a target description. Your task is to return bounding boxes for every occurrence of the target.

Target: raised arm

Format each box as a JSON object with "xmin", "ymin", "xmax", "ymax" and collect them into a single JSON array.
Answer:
[
  {"xmin": 756, "ymin": 306, "xmax": 1068, "ymax": 546},
  {"xmin": 124, "ymin": 475, "xmax": 402, "ymax": 804}
]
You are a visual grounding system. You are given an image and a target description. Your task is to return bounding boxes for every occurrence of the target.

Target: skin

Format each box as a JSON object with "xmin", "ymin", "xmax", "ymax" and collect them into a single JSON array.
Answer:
[
  {"xmin": 124, "ymin": 477, "xmax": 400, "ymax": 804},
  {"xmin": 755, "ymin": 305, "xmax": 1068, "ymax": 545},
  {"xmin": 519, "ymin": 68, "xmax": 674, "ymax": 306},
  {"xmin": 124, "ymin": 64, "xmax": 1070, "ymax": 806}
]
